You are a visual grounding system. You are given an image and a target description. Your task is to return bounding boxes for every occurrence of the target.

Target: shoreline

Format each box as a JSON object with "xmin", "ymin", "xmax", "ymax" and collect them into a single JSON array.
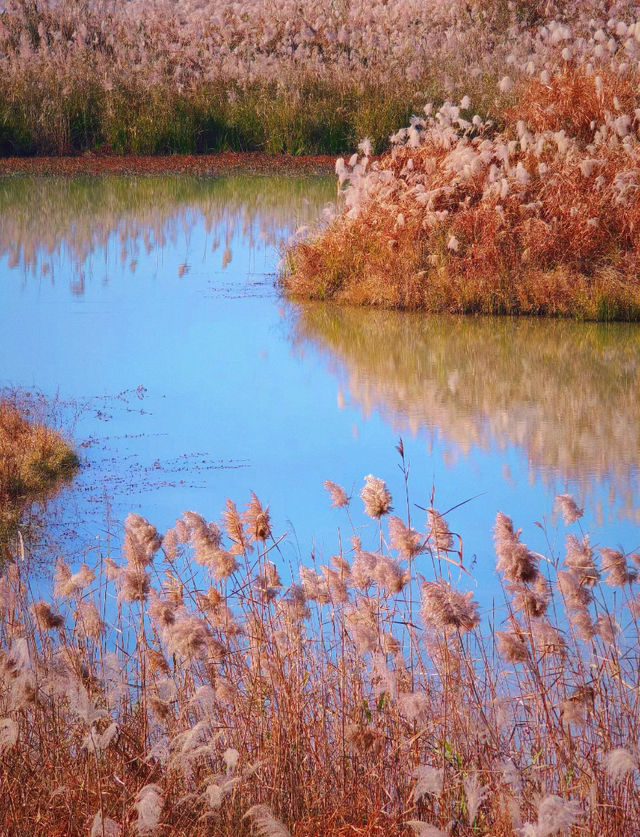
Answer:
[{"xmin": 0, "ymin": 151, "xmax": 337, "ymax": 177}]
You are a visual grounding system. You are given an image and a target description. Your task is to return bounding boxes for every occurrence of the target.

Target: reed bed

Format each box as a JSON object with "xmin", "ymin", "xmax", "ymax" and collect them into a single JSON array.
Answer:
[
  {"xmin": 2, "ymin": 0, "xmax": 633, "ymax": 157},
  {"xmin": 2, "ymin": 460, "xmax": 640, "ymax": 836},
  {"xmin": 0, "ymin": 0, "xmax": 497, "ymax": 156},
  {"xmin": 282, "ymin": 9, "xmax": 640, "ymax": 318}
]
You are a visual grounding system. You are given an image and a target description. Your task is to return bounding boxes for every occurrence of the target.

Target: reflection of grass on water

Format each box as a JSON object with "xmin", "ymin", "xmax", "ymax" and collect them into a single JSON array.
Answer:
[
  {"xmin": 0, "ymin": 174, "xmax": 335, "ymax": 280},
  {"xmin": 291, "ymin": 304, "xmax": 639, "ymax": 517},
  {"xmin": 0, "ymin": 396, "xmax": 79, "ymax": 553},
  {"xmin": 1, "ymin": 470, "xmax": 640, "ymax": 835}
]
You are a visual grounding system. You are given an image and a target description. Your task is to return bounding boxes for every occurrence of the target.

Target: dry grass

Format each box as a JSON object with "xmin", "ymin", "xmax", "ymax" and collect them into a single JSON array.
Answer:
[
  {"xmin": 1, "ymin": 460, "xmax": 640, "ymax": 835},
  {"xmin": 283, "ymin": 65, "xmax": 640, "ymax": 319},
  {"xmin": 0, "ymin": 397, "xmax": 79, "ymax": 550}
]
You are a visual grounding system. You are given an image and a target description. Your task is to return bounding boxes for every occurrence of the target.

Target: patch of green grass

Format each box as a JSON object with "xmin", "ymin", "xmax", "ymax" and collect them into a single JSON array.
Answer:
[{"xmin": 0, "ymin": 76, "xmax": 439, "ymax": 157}]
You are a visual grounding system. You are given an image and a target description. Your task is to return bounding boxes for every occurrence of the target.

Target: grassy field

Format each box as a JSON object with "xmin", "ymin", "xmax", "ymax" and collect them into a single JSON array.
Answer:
[{"xmin": 0, "ymin": 0, "xmax": 462, "ymax": 156}]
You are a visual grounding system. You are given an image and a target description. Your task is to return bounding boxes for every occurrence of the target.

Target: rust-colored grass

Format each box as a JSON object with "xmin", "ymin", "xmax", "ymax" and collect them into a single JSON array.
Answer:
[
  {"xmin": 283, "ymin": 66, "xmax": 639, "ymax": 319},
  {"xmin": 506, "ymin": 67, "xmax": 638, "ymax": 141}
]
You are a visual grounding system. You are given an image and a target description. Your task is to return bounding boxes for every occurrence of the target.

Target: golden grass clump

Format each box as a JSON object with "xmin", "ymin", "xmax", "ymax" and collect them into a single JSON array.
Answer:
[
  {"xmin": 283, "ymin": 62, "xmax": 639, "ymax": 319},
  {"xmin": 0, "ymin": 398, "xmax": 79, "ymax": 548},
  {"xmin": 1, "ymin": 470, "xmax": 640, "ymax": 835}
]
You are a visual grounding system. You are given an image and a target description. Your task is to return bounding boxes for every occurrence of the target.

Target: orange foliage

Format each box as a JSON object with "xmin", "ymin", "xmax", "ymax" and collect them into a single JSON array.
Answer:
[{"xmin": 507, "ymin": 66, "xmax": 638, "ymax": 140}]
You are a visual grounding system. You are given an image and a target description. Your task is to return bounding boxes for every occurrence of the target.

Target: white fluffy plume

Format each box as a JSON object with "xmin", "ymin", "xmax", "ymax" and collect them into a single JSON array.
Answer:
[{"xmin": 244, "ymin": 804, "xmax": 292, "ymax": 837}]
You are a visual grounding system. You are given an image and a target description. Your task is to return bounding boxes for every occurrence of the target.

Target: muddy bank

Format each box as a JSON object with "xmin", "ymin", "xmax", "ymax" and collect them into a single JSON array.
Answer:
[{"xmin": 0, "ymin": 151, "xmax": 336, "ymax": 177}]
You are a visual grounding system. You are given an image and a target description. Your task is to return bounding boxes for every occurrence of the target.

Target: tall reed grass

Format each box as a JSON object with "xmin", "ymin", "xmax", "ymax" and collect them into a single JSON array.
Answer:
[
  {"xmin": 3, "ymin": 0, "xmax": 631, "ymax": 156},
  {"xmin": 282, "ymin": 9, "xmax": 640, "ymax": 318},
  {"xmin": 2, "ymin": 457, "xmax": 639, "ymax": 835}
]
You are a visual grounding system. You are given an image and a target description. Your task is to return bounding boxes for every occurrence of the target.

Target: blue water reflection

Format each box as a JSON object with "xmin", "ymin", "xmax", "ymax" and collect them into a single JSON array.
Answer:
[{"xmin": 1, "ymin": 174, "xmax": 638, "ymax": 612}]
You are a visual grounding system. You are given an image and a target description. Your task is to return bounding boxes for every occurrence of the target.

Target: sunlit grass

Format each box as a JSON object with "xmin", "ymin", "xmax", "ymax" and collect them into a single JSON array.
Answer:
[{"xmin": 5, "ymin": 0, "xmax": 634, "ymax": 156}]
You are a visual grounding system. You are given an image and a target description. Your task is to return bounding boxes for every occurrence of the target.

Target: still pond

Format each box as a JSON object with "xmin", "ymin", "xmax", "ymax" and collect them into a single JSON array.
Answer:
[{"xmin": 1, "ymin": 174, "xmax": 638, "ymax": 613}]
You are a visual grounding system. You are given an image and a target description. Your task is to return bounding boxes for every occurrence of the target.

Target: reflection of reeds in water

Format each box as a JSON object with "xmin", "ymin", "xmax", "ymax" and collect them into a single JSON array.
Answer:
[
  {"xmin": 291, "ymin": 304, "xmax": 640, "ymax": 519},
  {"xmin": 0, "ymin": 175, "xmax": 335, "ymax": 284}
]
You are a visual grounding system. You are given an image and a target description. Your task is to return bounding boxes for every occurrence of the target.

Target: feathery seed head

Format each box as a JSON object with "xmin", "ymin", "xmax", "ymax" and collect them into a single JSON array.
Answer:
[
  {"xmin": 90, "ymin": 812, "xmax": 121, "ymax": 837},
  {"xmin": 463, "ymin": 773, "xmax": 488, "ymax": 825},
  {"xmin": 243, "ymin": 492, "xmax": 271, "ymax": 542},
  {"xmin": 513, "ymin": 586, "xmax": 548, "ymax": 618},
  {"xmin": 75, "ymin": 600, "xmax": 104, "ymax": 639},
  {"xmin": 388, "ymin": 515, "xmax": 424, "ymax": 558},
  {"xmin": 361, "ymin": 474, "xmax": 392, "ymax": 518},
  {"xmin": 565, "ymin": 535, "xmax": 599, "ymax": 586},
  {"xmin": 595, "ymin": 613, "xmax": 618, "ymax": 643},
  {"xmin": 243, "ymin": 804, "xmax": 292, "ymax": 837},
  {"xmin": 494, "ymin": 512, "xmax": 539, "ymax": 584},
  {"xmin": 323, "ymin": 479, "xmax": 349, "ymax": 508},
  {"xmin": 497, "ymin": 628, "xmax": 529, "ymax": 662},
  {"xmin": 123, "ymin": 513, "xmax": 161, "ymax": 568},
  {"xmin": 561, "ymin": 685, "xmax": 595, "ymax": 726},
  {"xmin": 134, "ymin": 784, "xmax": 163, "ymax": 835},
  {"xmin": 420, "ymin": 580, "xmax": 480, "ymax": 632},
  {"xmin": 427, "ymin": 508, "xmax": 453, "ymax": 551},
  {"xmin": 397, "ymin": 690, "xmax": 429, "ymax": 722},
  {"xmin": 534, "ymin": 794, "xmax": 581, "ymax": 837},
  {"xmin": 32, "ymin": 600, "xmax": 64, "ymax": 630},
  {"xmin": 373, "ymin": 553, "xmax": 407, "ymax": 593},
  {"xmin": 555, "ymin": 494, "xmax": 584, "ymax": 524},
  {"xmin": 167, "ymin": 614, "xmax": 219, "ymax": 660},
  {"xmin": 605, "ymin": 747, "xmax": 637, "ymax": 780},
  {"xmin": 413, "ymin": 764, "xmax": 444, "ymax": 801},
  {"xmin": 223, "ymin": 498, "xmax": 251, "ymax": 555},
  {"xmin": 600, "ymin": 547, "xmax": 637, "ymax": 587},
  {"xmin": 148, "ymin": 592, "xmax": 176, "ymax": 628},
  {"xmin": 118, "ymin": 565, "xmax": 150, "ymax": 603},
  {"xmin": 532, "ymin": 619, "xmax": 566, "ymax": 655}
]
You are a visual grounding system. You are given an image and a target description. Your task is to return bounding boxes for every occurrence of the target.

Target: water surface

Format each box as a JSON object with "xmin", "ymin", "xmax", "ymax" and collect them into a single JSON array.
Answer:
[{"xmin": 1, "ymin": 174, "xmax": 638, "ymax": 610}]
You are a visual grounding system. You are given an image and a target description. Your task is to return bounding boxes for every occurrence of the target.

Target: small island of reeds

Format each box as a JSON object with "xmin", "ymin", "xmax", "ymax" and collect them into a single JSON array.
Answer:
[
  {"xmin": 282, "ymin": 21, "xmax": 639, "ymax": 319},
  {"xmin": 0, "ymin": 396, "xmax": 79, "ymax": 551}
]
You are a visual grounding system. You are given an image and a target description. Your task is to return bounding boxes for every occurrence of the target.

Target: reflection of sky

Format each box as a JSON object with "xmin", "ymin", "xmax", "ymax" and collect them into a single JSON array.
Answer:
[{"xmin": 1, "ymin": 174, "xmax": 639, "ymax": 618}]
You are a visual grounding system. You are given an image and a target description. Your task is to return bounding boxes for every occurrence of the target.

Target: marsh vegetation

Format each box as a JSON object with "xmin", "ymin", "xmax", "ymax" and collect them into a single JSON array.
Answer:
[
  {"xmin": 1, "ymin": 0, "xmax": 639, "ymax": 824},
  {"xmin": 282, "ymin": 5, "xmax": 639, "ymax": 317},
  {"xmin": 1, "ymin": 472, "xmax": 640, "ymax": 836},
  {"xmin": 0, "ymin": 395, "xmax": 78, "ymax": 553},
  {"xmin": 0, "ymin": 0, "xmax": 588, "ymax": 157}
]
